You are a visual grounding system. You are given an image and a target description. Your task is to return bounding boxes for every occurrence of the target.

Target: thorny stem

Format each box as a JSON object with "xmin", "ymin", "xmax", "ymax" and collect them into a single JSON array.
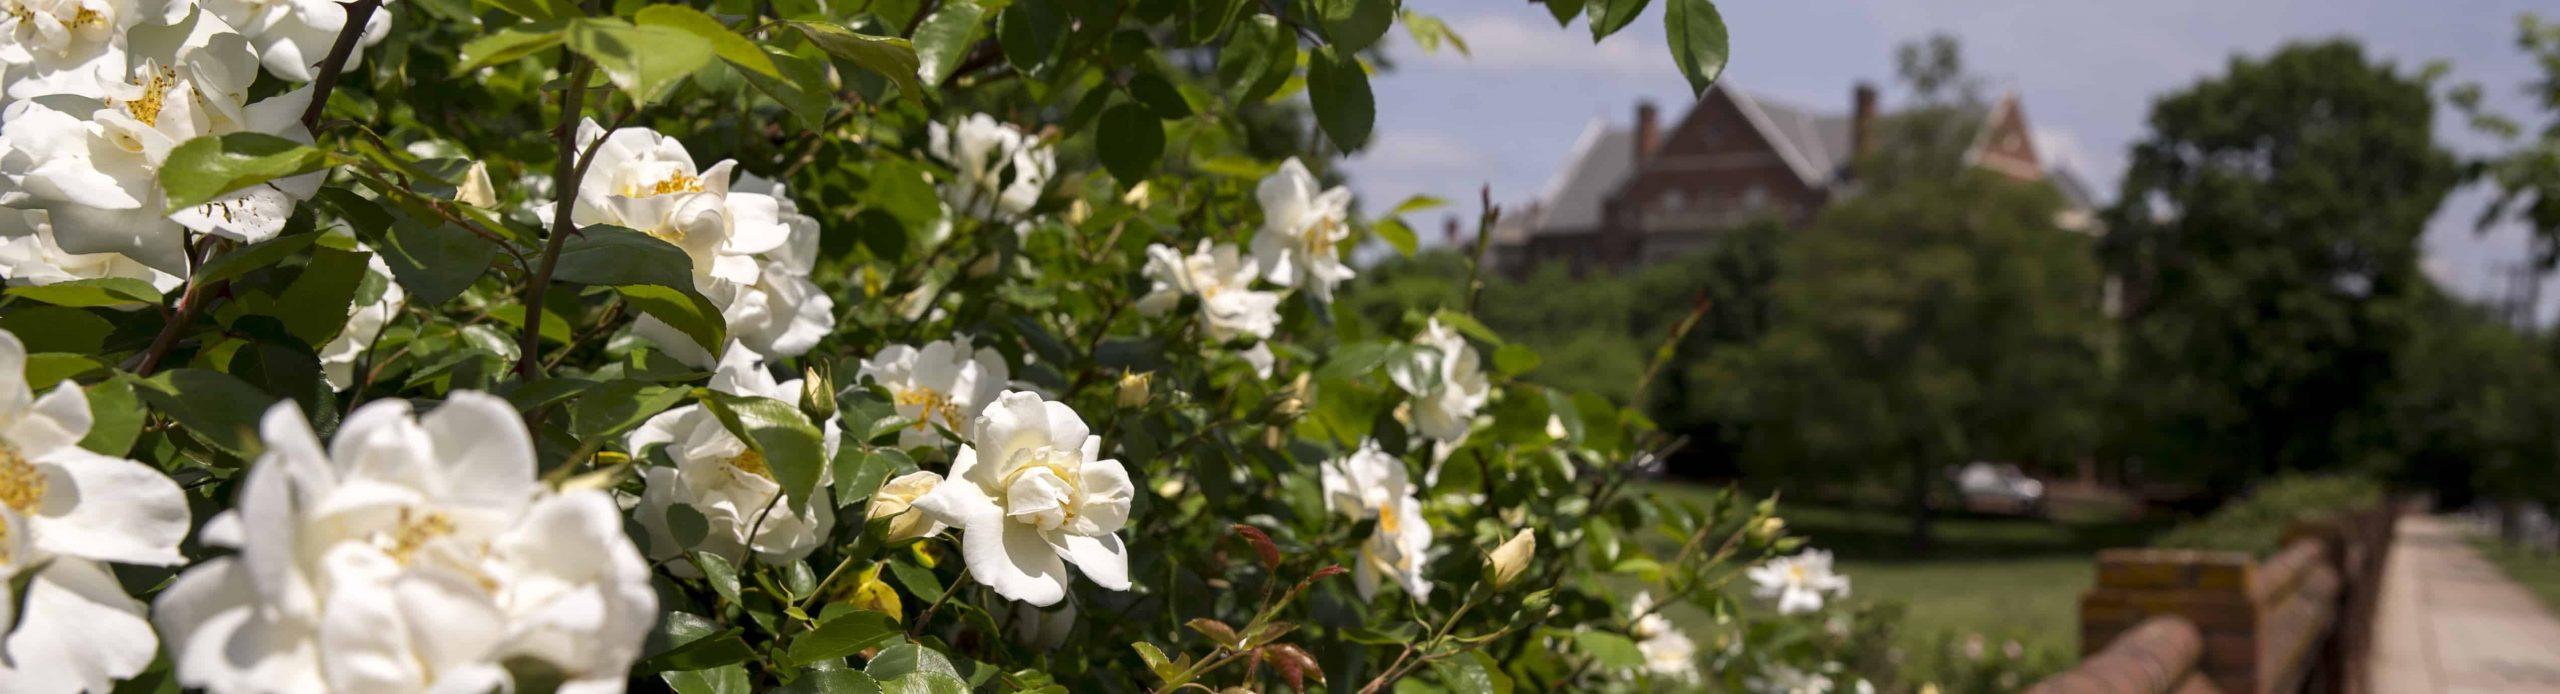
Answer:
[
  {"xmin": 134, "ymin": 236, "xmax": 230, "ymax": 376},
  {"xmin": 516, "ymin": 55, "xmax": 595, "ymax": 379},
  {"xmin": 907, "ymin": 566, "xmax": 971, "ymax": 638},
  {"xmin": 301, "ymin": 0, "xmax": 383, "ymax": 130}
]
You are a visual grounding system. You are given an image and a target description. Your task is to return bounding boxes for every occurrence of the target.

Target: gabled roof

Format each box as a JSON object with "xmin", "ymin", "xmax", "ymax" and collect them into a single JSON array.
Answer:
[
  {"xmin": 1531, "ymin": 118, "xmax": 1638, "ymax": 232},
  {"xmin": 1717, "ymin": 86, "xmax": 1850, "ymax": 186}
]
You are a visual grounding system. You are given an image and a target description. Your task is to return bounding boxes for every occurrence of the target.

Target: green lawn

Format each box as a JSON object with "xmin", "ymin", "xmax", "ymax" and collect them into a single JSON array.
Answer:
[
  {"xmin": 1638, "ymin": 482, "xmax": 2171, "ymax": 681},
  {"xmin": 2473, "ymin": 537, "xmax": 2560, "ymax": 615}
]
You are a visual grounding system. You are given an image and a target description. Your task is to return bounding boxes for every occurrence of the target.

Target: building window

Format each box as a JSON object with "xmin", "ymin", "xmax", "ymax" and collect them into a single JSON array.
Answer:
[
  {"xmin": 1741, "ymin": 185, "xmax": 1768, "ymax": 211},
  {"xmin": 1661, "ymin": 189, "xmax": 1687, "ymax": 213}
]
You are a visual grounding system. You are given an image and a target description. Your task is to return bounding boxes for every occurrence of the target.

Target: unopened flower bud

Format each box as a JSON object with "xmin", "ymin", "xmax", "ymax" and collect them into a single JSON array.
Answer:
[
  {"xmin": 1750, "ymin": 516, "xmax": 1787, "ymax": 544},
  {"xmin": 802, "ymin": 365, "xmax": 838, "ymax": 423},
  {"xmin": 1487, "ymin": 529, "xmax": 1535, "ymax": 589},
  {"xmin": 869, "ymin": 471, "xmax": 949, "ymax": 542},
  {"xmin": 456, "ymin": 160, "xmax": 498, "ymax": 207},
  {"xmin": 1116, "ymin": 370, "xmax": 1152, "ymax": 408}
]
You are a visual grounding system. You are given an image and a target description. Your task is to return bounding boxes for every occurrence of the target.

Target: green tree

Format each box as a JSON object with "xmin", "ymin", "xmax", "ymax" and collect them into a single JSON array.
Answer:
[
  {"xmin": 2104, "ymin": 40, "xmax": 2460, "ymax": 493},
  {"xmin": 1712, "ymin": 170, "xmax": 2107, "ymax": 547}
]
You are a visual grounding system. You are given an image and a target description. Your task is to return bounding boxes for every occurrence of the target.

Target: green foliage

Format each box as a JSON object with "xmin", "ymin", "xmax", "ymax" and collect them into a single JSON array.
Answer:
[
  {"xmin": 2104, "ymin": 40, "xmax": 2460, "ymax": 493},
  {"xmin": 2153, "ymin": 474, "xmax": 2385, "ymax": 555}
]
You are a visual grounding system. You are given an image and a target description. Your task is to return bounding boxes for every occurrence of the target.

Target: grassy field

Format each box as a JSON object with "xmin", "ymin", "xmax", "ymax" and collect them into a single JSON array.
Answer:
[
  {"xmin": 2473, "ymin": 537, "xmax": 2560, "ymax": 615},
  {"xmin": 1640, "ymin": 481, "xmax": 2172, "ymax": 679}
]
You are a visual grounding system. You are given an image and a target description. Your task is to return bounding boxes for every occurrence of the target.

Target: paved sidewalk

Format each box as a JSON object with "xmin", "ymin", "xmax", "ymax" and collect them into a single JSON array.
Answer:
[{"xmin": 2370, "ymin": 515, "xmax": 2560, "ymax": 693}]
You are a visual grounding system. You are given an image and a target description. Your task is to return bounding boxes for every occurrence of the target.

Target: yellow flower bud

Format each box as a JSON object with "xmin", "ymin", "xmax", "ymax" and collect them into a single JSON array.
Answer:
[
  {"xmin": 869, "ymin": 471, "xmax": 948, "ymax": 542},
  {"xmin": 1116, "ymin": 370, "xmax": 1152, "ymax": 408},
  {"xmin": 1487, "ymin": 529, "xmax": 1535, "ymax": 589}
]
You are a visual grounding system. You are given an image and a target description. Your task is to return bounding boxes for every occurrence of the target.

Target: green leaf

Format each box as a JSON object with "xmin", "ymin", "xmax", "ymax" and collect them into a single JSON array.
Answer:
[
  {"xmin": 694, "ymin": 550, "xmax": 744, "ymax": 605},
  {"xmin": 192, "ymin": 230, "xmax": 320, "ymax": 287},
  {"xmin": 780, "ymin": 610, "xmax": 900, "ymax": 668},
  {"xmin": 1126, "ymin": 71, "xmax": 1194, "ymax": 119},
  {"xmin": 1587, "ymin": 0, "xmax": 1650, "ymax": 41},
  {"xmin": 474, "ymin": 0, "xmax": 575, "ymax": 21},
  {"xmin": 640, "ymin": 613, "xmax": 756, "ymax": 673},
  {"xmin": 831, "ymin": 446, "xmax": 894, "ymax": 508},
  {"xmin": 885, "ymin": 560, "xmax": 942, "ymax": 602},
  {"xmin": 996, "ymin": 0, "xmax": 1064, "ymax": 72},
  {"xmin": 742, "ymin": 46, "xmax": 834, "ymax": 126},
  {"xmin": 1179, "ymin": 0, "xmax": 1251, "ymax": 46},
  {"xmin": 909, "ymin": 0, "xmax": 987, "ymax": 86},
  {"xmin": 551, "ymin": 225, "xmax": 696, "ymax": 287},
  {"xmin": 1572, "ymin": 631, "xmax": 1643, "ymax": 669},
  {"xmin": 700, "ymin": 391, "xmax": 829, "ymax": 513},
  {"xmin": 1216, "ymin": 14, "xmax": 1296, "ymax": 105},
  {"xmin": 1664, "ymin": 0, "xmax": 1727, "ymax": 96},
  {"xmin": 791, "ymin": 22, "xmax": 927, "ymax": 102},
  {"xmin": 79, "ymin": 376, "xmax": 144, "ymax": 456},
  {"xmin": 1493, "ymin": 343, "xmax": 1542, "ymax": 376},
  {"xmin": 618, "ymin": 284, "xmax": 728, "ymax": 356},
  {"xmin": 572, "ymin": 380, "xmax": 692, "ymax": 439},
  {"xmin": 1543, "ymin": 0, "xmax": 1585, "ymax": 26},
  {"xmin": 777, "ymin": 666, "xmax": 884, "ymax": 694},
  {"xmin": 5, "ymin": 278, "xmax": 163, "ymax": 309},
  {"xmin": 636, "ymin": 5, "xmax": 781, "ymax": 78},
  {"xmin": 1372, "ymin": 217, "xmax": 1417, "ymax": 257},
  {"xmin": 1097, "ymin": 103, "xmax": 1165, "ymax": 184},
  {"xmin": 865, "ymin": 643, "xmax": 963, "ymax": 687},
  {"xmin": 454, "ymin": 20, "xmax": 567, "ymax": 74},
  {"xmin": 1392, "ymin": 194, "xmax": 1448, "ymax": 216},
  {"xmin": 1319, "ymin": 0, "xmax": 1396, "ymax": 53},
  {"xmin": 136, "ymin": 369, "xmax": 279, "ymax": 457},
  {"xmin": 159, "ymin": 133, "xmax": 326, "ymax": 213},
  {"xmin": 664, "ymin": 664, "xmax": 752, "ymax": 694},
  {"xmin": 275, "ymin": 246, "xmax": 371, "ymax": 346},
  {"xmin": 566, "ymin": 18, "xmax": 714, "ymax": 102},
  {"xmin": 1433, "ymin": 651, "xmax": 1513, "ymax": 694},
  {"xmin": 1307, "ymin": 47, "xmax": 1373, "ymax": 152},
  {"xmin": 24, "ymin": 354, "xmax": 101, "ymax": 391}
]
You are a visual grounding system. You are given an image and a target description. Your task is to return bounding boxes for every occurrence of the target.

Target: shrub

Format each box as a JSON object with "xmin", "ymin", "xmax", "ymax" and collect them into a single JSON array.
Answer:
[{"xmin": 2152, "ymin": 474, "xmax": 2386, "ymax": 555}]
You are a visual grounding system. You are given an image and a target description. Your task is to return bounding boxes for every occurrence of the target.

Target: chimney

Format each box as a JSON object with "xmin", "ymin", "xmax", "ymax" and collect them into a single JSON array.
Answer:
[
  {"xmin": 1634, "ymin": 101, "xmax": 1660, "ymax": 161},
  {"xmin": 1851, "ymin": 82, "xmax": 1879, "ymax": 161}
]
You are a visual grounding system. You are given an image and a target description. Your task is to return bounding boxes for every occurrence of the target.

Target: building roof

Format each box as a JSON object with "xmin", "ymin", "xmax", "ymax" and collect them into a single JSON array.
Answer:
[
  {"xmin": 1531, "ymin": 118, "xmax": 1639, "ymax": 232},
  {"xmin": 1720, "ymin": 87, "xmax": 1852, "ymax": 186}
]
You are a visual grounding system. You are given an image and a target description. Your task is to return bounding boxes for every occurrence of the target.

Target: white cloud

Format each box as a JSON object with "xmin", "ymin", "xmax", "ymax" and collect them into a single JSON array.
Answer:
[{"xmin": 1392, "ymin": 13, "xmax": 1671, "ymax": 75}]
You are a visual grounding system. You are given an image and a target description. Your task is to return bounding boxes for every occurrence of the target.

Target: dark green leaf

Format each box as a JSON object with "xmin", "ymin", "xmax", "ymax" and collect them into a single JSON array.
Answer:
[
  {"xmin": 1096, "ymin": 103, "xmax": 1164, "ymax": 184},
  {"xmin": 780, "ymin": 610, "xmax": 900, "ymax": 668},
  {"xmin": 1664, "ymin": 0, "xmax": 1727, "ymax": 96},
  {"xmin": 159, "ymin": 133, "xmax": 326, "ymax": 213},
  {"xmin": 79, "ymin": 376, "xmax": 144, "ymax": 457},
  {"xmin": 1319, "ymin": 0, "xmax": 1396, "ymax": 53},
  {"xmin": 4, "ymin": 278, "xmax": 163, "ymax": 309},
  {"xmin": 1216, "ymin": 14, "xmax": 1297, "ymax": 105},
  {"xmin": 777, "ymin": 666, "xmax": 883, "ymax": 694},
  {"xmin": 551, "ymin": 225, "xmax": 695, "ymax": 287},
  {"xmin": 1587, "ymin": 0, "xmax": 1650, "ymax": 41},
  {"xmin": 192, "ymin": 230, "xmax": 320, "ymax": 287},
  {"xmin": 742, "ymin": 46, "xmax": 834, "ymax": 126},
  {"xmin": 136, "ymin": 369, "xmax": 279, "ymax": 457},
  {"xmin": 1126, "ymin": 71, "xmax": 1194, "ymax": 119},
  {"xmin": 572, "ymin": 380, "xmax": 692, "ymax": 439},
  {"xmin": 274, "ymin": 246, "xmax": 371, "ymax": 346},
  {"xmin": 996, "ymin": 0, "xmax": 1064, "ymax": 72},
  {"xmin": 617, "ymin": 284, "xmax": 727, "ymax": 355},
  {"xmin": 909, "ymin": 0, "xmax": 987, "ymax": 86},
  {"xmin": 1178, "ymin": 0, "xmax": 1250, "ymax": 46},
  {"xmin": 1306, "ymin": 47, "xmax": 1373, "ymax": 152},
  {"xmin": 24, "ymin": 354, "xmax": 101, "ymax": 391},
  {"xmin": 1493, "ymin": 343, "xmax": 1541, "ymax": 376},
  {"xmin": 640, "ymin": 613, "xmax": 756, "ymax": 672},
  {"xmin": 663, "ymin": 664, "xmax": 752, "ymax": 694},
  {"xmin": 473, "ymin": 0, "xmax": 575, "ymax": 21},
  {"xmin": 694, "ymin": 550, "xmax": 744, "ymax": 604},
  {"xmin": 1543, "ymin": 0, "xmax": 1585, "ymax": 26}
]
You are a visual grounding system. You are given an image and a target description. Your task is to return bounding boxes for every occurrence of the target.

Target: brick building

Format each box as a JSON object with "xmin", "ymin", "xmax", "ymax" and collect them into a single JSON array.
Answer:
[{"xmin": 1488, "ymin": 83, "xmax": 2100, "ymax": 275}]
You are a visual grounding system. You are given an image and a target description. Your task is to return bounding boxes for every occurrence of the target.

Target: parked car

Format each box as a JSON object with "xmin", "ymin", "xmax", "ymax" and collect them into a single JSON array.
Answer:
[{"xmin": 1952, "ymin": 462, "xmax": 2046, "ymax": 516}]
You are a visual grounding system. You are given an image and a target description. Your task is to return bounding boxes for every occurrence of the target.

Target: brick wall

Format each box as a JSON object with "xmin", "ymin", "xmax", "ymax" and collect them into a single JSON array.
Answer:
[{"xmin": 2029, "ymin": 507, "xmax": 2399, "ymax": 694}]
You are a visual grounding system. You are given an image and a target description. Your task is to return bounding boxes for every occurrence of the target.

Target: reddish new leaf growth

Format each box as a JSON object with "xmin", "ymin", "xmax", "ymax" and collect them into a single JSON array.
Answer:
[
  {"xmin": 1308, "ymin": 564, "xmax": 1349, "ymax": 582},
  {"xmin": 1265, "ymin": 643, "xmax": 1324, "ymax": 691},
  {"xmin": 1232, "ymin": 523, "xmax": 1282, "ymax": 569}
]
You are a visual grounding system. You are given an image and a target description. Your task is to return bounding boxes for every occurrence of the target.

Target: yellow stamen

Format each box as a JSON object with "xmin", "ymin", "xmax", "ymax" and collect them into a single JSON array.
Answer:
[
  {"xmin": 895, "ymin": 388, "xmax": 963, "ymax": 435},
  {"xmin": 383, "ymin": 508, "xmax": 457, "ymax": 565},
  {"xmin": 117, "ymin": 65, "xmax": 178, "ymax": 127},
  {"xmin": 628, "ymin": 172, "xmax": 703, "ymax": 198},
  {"xmin": 728, "ymin": 449, "xmax": 772, "ymax": 479}
]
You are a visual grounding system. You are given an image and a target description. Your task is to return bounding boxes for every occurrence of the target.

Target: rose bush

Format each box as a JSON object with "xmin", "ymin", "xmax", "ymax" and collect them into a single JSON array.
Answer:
[{"xmin": 0, "ymin": 0, "xmax": 1911, "ymax": 690}]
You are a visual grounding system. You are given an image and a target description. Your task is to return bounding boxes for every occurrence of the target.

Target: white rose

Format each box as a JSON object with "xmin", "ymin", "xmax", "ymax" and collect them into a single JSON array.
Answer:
[
  {"xmin": 0, "ymin": 327, "xmax": 191, "ymax": 691},
  {"xmin": 0, "ymin": 11, "xmax": 318, "ymax": 275},
  {"xmin": 154, "ymin": 393, "xmax": 658, "ymax": 692},
  {"xmin": 631, "ymin": 349, "xmax": 841, "ymax": 571},
  {"xmin": 630, "ymin": 173, "xmax": 833, "ymax": 368},
  {"xmin": 0, "ymin": 0, "xmax": 181, "ymax": 103},
  {"xmin": 0, "ymin": 208, "xmax": 182, "ymax": 293},
  {"xmin": 1320, "ymin": 440, "xmax": 1432, "ymax": 601},
  {"xmin": 1136, "ymin": 240, "xmax": 1283, "ymax": 343},
  {"xmin": 1746, "ymin": 548, "xmax": 1851, "ymax": 615},
  {"xmin": 1393, "ymin": 318, "xmax": 1490, "ymax": 446},
  {"xmin": 912, "ymin": 390, "xmax": 1133, "ymax": 606},
  {"xmin": 1626, "ymin": 591, "xmax": 1698, "ymax": 681},
  {"xmin": 550, "ymin": 118, "xmax": 790, "ymax": 287},
  {"xmin": 929, "ymin": 113, "xmax": 1052, "ymax": 222},
  {"xmin": 856, "ymin": 339, "xmax": 1008, "ymax": 448},
  {"xmin": 201, "ymin": 0, "xmax": 391, "ymax": 82},
  {"xmin": 868, "ymin": 470, "xmax": 948, "ymax": 543},
  {"xmin": 318, "ymin": 249, "xmax": 405, "ymax": 389},
  {"xmin": 1250, "ymin": 157, "xmax": 1356, "ymax": 303}
]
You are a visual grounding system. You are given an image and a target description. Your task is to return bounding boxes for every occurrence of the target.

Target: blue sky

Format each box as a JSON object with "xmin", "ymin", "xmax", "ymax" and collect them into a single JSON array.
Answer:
[{"xmin": 1338, "ymin": 0, "xmax": 2554, "ymax": 314}]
